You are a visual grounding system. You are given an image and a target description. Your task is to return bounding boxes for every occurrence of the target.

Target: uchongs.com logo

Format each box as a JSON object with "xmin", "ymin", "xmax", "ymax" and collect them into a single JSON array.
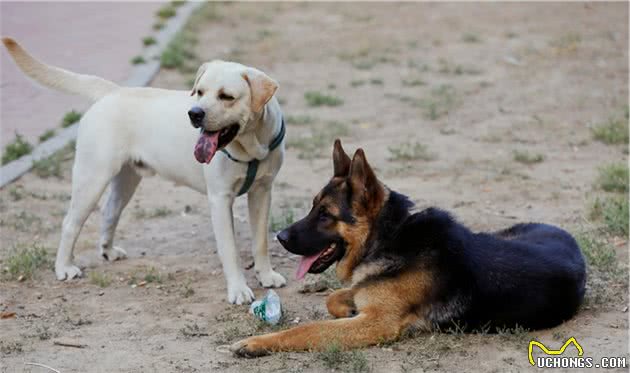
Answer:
[{"xmin": 528, "ymin": 337, "xmax": 627, "ymax": 369}]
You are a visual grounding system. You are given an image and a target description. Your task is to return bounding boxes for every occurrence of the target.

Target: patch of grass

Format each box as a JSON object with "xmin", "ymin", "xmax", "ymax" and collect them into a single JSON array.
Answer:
[
  {"xmin": 287, "ymin": 121, "xmax": 349, "ymax": 159},
  {"xmin": 417, "ymin": 84, "xmax": 459, "ymax": 120},
  {"xmin": 401, "ymin": 78, "xmax": 426, "ymax": 87},
  {"xmin": 286, "ymin": 115, "xmax": 315, "ymax": 126},
  {"xmin": 32, "ymin": 153, "xmax": 62, "ymax": 178},
  {"xmin": 180, "ymin": 322, "xmax": 209, "ymax": 338},
  {"xmin": 156, "ymin": 4, "xmax": 177, "ymax": 19},
  {"xmin": 1, "ymin": 211, "xmax": 43, "ymax": 232},
  {"xmin": 462, "ymin": 32, "xmax": 481, "ymax": 43},
  {"xmin": 592, "ymin": 118, "xmax": 628, "ymax": 145},
  {"xmin": 216, "ymin": 325, "xmax": 245, "ymax": 344},
  {"xmin": 2, "ymin": 245, "xmax": 51, "ymax": 281},
  {"xmin": 89, "ymin": 271, "xmax": 111, "ymax": 288},
  {"xmin": 370, "ymin": 78, "xmax": 383, "ymax": 85},
  {"xmin": 181, "ymin": 280, "xmax": 195, "ymax": 298},
  {"xmin": 513, "ymin": 150, "xmax": 544, "ymax": 164},
  {"xmin": 1, "ymin": 133, "xmax": 32, "ymax": 165},
  {"xmin": 160, "ymin": 31, "xmax": 197, "ymax": 71},
  {"xmin": 153, "ymin": 21, "xmax": 165, "ymax": 30},
  {"xmin": 144, "ymin": 267, "xmax": 163, "ymax": 284},
  {"xmin": 61, "ymin": 110, "xmax": 82, "ymax": 128},
  {"xmin": 304, "ymin": 91, "xmax": 343, "ymax": 107},
  {"xmin": 134, "ymin": 207, "xmax": 173, "ymax": 219},
  {"xmin": 550, "ymin": 32, "xmax": 581, "ymax": 52},
  {"xmin": 35, "ymin": 325, "xmax": 53, "ymax": 340},
  {"xmin": 590, "ymin": 195, "xmax": 629, "ymax": 237},
  {"xmin": 171, "ymin": 0, "xmax": 186, "ymax": 7},
  {"xmin": 38, "ymin": 129, "xmax": 56, "ymax": 143},
  {"xmin": 142, "ymin": 36, "xmax": 157, "ymax": 46},
  {"xmin": 31, "ymin": 140, "xmax": 74, "ymax": 179},
  {"xmin": 270, "ymin": 208, "xmax": 295, "ymax": 232},
  {"xmin": 316, "ymin": 343, "xmax": 370, "ymax": 372},
  {"xmin": 388, "ymin": 142, "xmax": 435, "ymax": 161},
  {"xmin": 596, "ymin": 163, "xmax": 628, "ymax": 193},
  {"xmin": 576, "ymin": 232, "xmax": 619, "ymax": 275},
  {"xmin": 131, "ymin": 55, "xmax": 146, "ymax": 65}
]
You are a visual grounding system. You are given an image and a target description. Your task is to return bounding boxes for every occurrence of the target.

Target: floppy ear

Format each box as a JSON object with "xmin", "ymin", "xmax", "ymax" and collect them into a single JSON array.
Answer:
[
  {"xmin": 348, "ymin": 148, "xmax": 383, "ymax": 206},
  {"xmin": 333, "ymin": 139, "xmax": 351, "ymax": 177},
  {"xmin": 190, "ymin": 63, "xmax": 209, "ymax": 96},
  {"xmin": 241, "ymin": 68, "xmax": 279, "ymax": 113}
]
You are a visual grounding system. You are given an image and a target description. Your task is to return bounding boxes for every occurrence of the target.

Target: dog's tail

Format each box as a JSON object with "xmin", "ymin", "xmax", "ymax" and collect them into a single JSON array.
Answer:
[{"xmin": 2, "ymin": 37, "xmax": 119, "ymax": 102}]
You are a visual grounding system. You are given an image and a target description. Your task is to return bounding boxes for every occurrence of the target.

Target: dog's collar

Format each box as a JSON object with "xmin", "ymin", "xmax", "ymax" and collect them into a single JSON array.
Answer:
[{"xmin": 221, "ymin": 117, "xmax": 285, "ymax": 196}]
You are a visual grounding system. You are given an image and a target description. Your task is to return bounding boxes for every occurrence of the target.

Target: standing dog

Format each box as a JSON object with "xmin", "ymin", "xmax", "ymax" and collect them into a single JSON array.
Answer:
[
  {"xmin": 2, "ymin": 38, "xmax": 286, "ymax": 304},
  {"xmin": 231, "ymin": 140, "xmax": 586, "ymax": 356}
]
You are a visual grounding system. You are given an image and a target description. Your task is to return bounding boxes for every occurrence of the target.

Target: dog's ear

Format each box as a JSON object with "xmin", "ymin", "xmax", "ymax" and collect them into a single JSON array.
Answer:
[
  {"xmin": 241, "ymin": 68, "xmax": 279, "ymax": 113},
  {"xmin": 333, "ymin": 139, "xmax": 351, "ymax": 177},
  {"xmin": 348, "ymin": 148, "xmax": 383, "ymax": 209},
  {"xmin": 190, "ymin": 63, "xmax": 209, "ymax": 96}
]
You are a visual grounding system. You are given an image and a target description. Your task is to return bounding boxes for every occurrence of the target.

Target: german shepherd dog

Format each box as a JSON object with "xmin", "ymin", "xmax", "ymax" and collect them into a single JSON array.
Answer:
[{"xmin": 231, "ymin": 140, "xmax": 586, "ymax": 357}]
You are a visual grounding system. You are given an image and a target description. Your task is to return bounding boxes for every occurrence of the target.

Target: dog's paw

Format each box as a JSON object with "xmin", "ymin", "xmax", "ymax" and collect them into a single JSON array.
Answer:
[
  {"xmin": 55, "ymin": 263, "xmax": 82, "ymax": 281},
  {"xmin": 101, "ymin": 246, "xmax": 127, "ymax": 261},
  {"xmin": 227, "ymin": 282, "xmax": 255, "ymax": 305},
  {"xmin": 230, "ymin": 337, "xmax": 270, "ymax": 358},
  {"xmin": 257, "ymin": 269, "xmax": 286, "ymax": 288}
]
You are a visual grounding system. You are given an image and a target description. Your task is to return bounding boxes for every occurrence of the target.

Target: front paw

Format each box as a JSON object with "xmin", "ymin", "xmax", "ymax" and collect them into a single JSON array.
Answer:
[
  {"xmin": 227, "ymin": 282, "xmax": 255, "ymax": 305},
  {"xmin": 55, "ymin": 263, "xmax": 82, "ymax": 281},
  {"xmin": 257, "ymin": 269, "xmax": 286, "ymax": 288},
  {"xmin": 101, "ymin": 246, "xmax": 127, "ymax": 261},
  {"xmin": 230, "ymin": 337, "xmax": 270, "ymax": 358}
]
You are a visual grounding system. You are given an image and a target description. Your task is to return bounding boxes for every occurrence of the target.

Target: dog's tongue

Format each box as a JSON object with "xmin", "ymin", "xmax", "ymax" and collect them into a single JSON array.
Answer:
[
  {"xmin": 296, "ymin": 251, "xmax": 324, "ymax": 280},
  {"xmin": 194, "ymin": 131, "xmax": 220, "ymax": 164}
]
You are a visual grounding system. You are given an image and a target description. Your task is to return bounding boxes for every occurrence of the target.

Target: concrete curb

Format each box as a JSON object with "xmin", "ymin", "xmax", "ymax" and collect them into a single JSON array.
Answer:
[{"xmin": 0, "ymin": 1, "xmax": 204, "ymax": 188}]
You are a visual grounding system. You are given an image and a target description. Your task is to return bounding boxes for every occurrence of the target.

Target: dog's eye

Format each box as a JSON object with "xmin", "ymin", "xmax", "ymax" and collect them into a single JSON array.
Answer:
[
  {"xmin": 197, "ymin": 89, "xmax": 204, "ymax": 97},
  {"xmin": 318, "ymin": 207, "xmax": 331, "ymax": 222},
  {"xmin": 218, "ymin": 92, "xmax": 235, "ymax": 101}
]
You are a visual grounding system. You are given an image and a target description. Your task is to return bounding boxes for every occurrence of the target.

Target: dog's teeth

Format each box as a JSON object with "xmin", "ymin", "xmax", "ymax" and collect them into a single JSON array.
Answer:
[{"xmin": 330, "ymin": 243, "xmax": 336, "ymax": 248}]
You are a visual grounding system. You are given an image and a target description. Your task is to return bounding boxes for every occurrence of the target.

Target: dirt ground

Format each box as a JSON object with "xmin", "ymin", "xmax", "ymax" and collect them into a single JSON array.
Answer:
[{"xmin": 1, "ymin": 3, "xmax": 628, "ymax": 372}]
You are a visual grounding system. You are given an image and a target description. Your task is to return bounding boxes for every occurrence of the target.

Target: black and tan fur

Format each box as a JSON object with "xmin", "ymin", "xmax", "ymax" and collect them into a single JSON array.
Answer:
[{"xmin": 230, "ymin": 140, "xmax": 586, "ymax": 357}]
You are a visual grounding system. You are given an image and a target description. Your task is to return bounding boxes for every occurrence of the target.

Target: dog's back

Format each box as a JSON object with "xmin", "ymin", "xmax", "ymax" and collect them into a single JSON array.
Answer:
[{"xmin": 398, "ymin": 209, "xmax": 586, "ymax": 331}]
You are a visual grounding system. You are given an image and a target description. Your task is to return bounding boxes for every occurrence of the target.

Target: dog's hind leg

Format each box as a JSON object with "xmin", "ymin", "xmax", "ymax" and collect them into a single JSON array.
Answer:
[
  {"xmin": 56, "ymin": 157, "xmax": 117, "ymax": 280},
  {"xmin": 98, "ymin": 163, "xmax": 141, "ymax": 262},
  {"xmin": 247, "ymin": 181, "xmax": 286, "ymax": 288}
]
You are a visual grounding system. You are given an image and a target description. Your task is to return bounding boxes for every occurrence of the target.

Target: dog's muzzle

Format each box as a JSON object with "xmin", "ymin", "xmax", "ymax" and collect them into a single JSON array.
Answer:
[{"xmin": 188, "ymin": 107, "xmax": 205, "ymax": 128}]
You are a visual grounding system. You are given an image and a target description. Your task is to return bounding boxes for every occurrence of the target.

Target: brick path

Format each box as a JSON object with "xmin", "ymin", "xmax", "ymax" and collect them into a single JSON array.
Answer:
[{"xmin": 1, "ymin": 2, "xmax": 162, "ymax": 148}]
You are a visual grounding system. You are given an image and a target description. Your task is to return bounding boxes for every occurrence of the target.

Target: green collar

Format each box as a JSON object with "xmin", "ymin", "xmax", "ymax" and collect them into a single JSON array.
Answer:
[{"xmin": 221, "ymin": 117, "xmax": 285, "ymax": 196}]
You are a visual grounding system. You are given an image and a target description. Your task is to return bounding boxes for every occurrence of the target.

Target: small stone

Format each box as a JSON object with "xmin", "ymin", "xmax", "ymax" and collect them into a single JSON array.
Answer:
[{"xmin": 98, "ymin": 291, "xmax": 105, "ymax": 296}]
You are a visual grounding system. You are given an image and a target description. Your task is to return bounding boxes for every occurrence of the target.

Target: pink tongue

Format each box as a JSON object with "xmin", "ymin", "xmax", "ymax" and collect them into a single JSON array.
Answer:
[
  {"xmin": 194, "ymin": 131, "xmax": 220, "ymax": 164},
  {"xmin": 296, "ymin": 251, "xmax": 325, "ymax": 280}
]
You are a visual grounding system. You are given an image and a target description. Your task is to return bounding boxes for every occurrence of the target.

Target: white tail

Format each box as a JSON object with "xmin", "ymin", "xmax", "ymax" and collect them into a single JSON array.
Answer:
[{"xmin": 2, "ymin": 37, "xmax": 119, "ymax": 102}]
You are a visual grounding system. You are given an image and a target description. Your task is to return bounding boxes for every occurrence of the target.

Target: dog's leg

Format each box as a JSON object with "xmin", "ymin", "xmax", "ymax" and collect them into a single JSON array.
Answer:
[
  {"xmin": 98, "ymin": 164, "xmax": 141, "ymax": 261},
  {"xmin": 56, "ymin": 161, "xmax": 114, "ymax": 280},
  {"xmin": 231, "ymin": 308, "xmax": 405, "ymax": 356},
  {"xmin": 209, "ymin": 194, "xmax": 255, "ymax": 304},
  {"xmin": 326, "ymin": 288, "xmax": 357, "ymax": 318},
  {"xmin": 247, "ymin": 182, "xmax": 286, "ymax": 288}
]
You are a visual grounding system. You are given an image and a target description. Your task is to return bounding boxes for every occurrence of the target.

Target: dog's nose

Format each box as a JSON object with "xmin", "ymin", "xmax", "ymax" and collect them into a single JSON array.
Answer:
[
  {"xmin": 276, "ymin": 229, "xmax": 290, "ymax": 249},
  {"xmin": 188, "ymin": 107, "xmax": 205, "ymax": 128}
]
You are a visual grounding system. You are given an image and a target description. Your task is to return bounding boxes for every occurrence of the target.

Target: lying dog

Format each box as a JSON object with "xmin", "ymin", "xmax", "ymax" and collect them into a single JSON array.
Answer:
[
  {"xmin": 231, "ymin": 139, "xmax": 586, "ymax": 356},
  {"xmin": 2, "ymin": 38, "xmax": 286, "ymax": 304}
]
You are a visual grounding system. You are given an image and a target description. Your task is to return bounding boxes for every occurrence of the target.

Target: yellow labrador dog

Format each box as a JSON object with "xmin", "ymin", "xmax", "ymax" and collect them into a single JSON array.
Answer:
[{"xmin": 2, "ymin": 38, "xmax": 286, "ymax": 304}]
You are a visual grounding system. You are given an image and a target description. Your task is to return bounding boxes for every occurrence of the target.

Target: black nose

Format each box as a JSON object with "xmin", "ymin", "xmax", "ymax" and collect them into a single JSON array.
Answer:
[
  {"xmin": 188, "ymin": 107, "xmax": 205, "ymax": 128},
  {"xmin": 277, "ymin": 229, "xmax": 290, "ymax": 248}
]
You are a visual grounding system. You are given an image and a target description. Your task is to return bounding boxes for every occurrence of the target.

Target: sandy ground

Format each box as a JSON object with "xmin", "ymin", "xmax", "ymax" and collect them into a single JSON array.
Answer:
[{"xmin": 1, "ymin": 3, "xmax": 628, "ymax": 372}]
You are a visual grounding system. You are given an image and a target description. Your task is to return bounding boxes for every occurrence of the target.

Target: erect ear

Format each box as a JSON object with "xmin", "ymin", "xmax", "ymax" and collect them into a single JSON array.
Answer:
[
  {"xmin": 190, "ymin": 63, "xmax": 209, "ymax": 96},
  {"xmin": 348, "ymin": 149, "xmax": 382, "ymax": 204},
  {"xmin": 332, "ymin": 139, "xmax": 351, "ymax": 177},
  {"xmin": 241, "ymin": 68, "xmax": 279, "ymax": 113}
]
